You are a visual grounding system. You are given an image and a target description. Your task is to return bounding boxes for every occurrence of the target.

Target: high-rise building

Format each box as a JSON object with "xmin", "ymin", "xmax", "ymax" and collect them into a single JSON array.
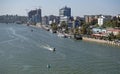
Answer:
[
  {"xmin": 59, "ymin": 6, "xmax": 71, "ymax": 17},
  {"xmin": 28, "ymin": 9, "xmax": 42, "ymax": 24},
  {"xmin": 59, "ymin": 6, "xmax": 71, "ymax": 24}
]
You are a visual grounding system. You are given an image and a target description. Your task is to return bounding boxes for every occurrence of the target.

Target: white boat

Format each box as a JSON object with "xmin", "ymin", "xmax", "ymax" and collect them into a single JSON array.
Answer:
[
  {"xmin": 49, "ymin": 47, "xmax": 56, "ymax": 52},
  {"xmin": 57, "ymin": 33, "xmax": 66, "ymax": 38},
  {"xmin": 47, "ymin": 64, "xmax": 51, "ymax": 68}
]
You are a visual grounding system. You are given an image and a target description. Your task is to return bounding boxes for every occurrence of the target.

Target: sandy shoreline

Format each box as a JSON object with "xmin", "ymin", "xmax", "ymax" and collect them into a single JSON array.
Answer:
[{"xmin": 83, "ymin": 37, "xmax": 120, "ymax": 47}]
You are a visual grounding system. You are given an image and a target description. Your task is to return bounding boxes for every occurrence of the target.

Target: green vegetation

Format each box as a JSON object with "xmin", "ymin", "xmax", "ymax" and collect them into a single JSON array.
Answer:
[
  {"xmin": 103, "ymin": 18, "xmax": 120, "ymax": 28},
  {"xmin": 61, "ymin": 21, "xmax": 67, "ymax": 28},
  {"xmin": 50, "ymin": 23, "xmax": 58, "ymax": 30},
  {"xmin": 60, "ymin": 21, "xmax": 69, "ymax": 33},
  {"xmin": 80, "ymin": 26, "xmax": 87, "ymax": 34},
  {"xmin": 74, "ymin": 28, "xmax": 80, "ymax": 34},
  {"xmin": 116, "ymin": 32, "xmax": 120, "ymax": 39},
  {"xmin": 108, "ymin": 32, "xmax": 116, "ymax": 41},
  {"xmin": 49, "ymin": 16, "xmax": 120, "ymax": 41}
]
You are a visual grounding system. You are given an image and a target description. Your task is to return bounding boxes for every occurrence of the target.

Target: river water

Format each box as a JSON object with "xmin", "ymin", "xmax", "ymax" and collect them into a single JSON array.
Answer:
[{"xmin": 0, "ymin": 23, "xmax": 120, "ymax": 74}]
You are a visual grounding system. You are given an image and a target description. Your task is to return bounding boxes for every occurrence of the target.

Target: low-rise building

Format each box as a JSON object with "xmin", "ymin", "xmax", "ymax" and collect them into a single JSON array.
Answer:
[
  {"xmin": 107, "ymin": 28, "xmax": 120, "ymax": 36},
  {"xmin": 84, "ymin": 15, "xmax": 100, "ymax": 24},
  {"xmin": 98, "ymin": 15, "xmax": 112, "ymax": 26},
  {"xmin": 92, "ymin": 27, "xmax": 106, "ymax": 34},
  {"xmin": 48, "ymin": 15, "xmax": 60, "ymax": 25},
  {"xmin": 42, "ymin": 16, "xmax": 49, "ymax": 25}
]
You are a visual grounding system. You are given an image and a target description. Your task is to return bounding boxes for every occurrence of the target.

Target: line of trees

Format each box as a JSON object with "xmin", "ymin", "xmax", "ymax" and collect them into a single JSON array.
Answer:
[{"xmin": 103, "ymin": 17, "xmax": 120, "ymax": 28}]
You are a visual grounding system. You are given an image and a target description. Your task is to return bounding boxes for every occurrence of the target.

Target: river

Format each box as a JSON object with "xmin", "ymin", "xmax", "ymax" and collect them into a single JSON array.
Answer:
[{"xmin": 0, "ymin": 23, "xmax": 120, "ymax": 74}]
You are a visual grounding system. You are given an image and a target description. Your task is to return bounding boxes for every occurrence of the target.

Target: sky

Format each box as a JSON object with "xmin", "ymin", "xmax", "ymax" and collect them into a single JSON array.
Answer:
[{"xmin": 0, "ymin": 0, "xmax": 120, "ymax": 16}]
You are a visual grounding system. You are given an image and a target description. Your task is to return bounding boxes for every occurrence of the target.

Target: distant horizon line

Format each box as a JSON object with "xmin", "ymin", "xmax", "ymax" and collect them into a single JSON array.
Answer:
[{"xmin": 0, "ymin": 13, "xmax": 119, "ymax": 17}]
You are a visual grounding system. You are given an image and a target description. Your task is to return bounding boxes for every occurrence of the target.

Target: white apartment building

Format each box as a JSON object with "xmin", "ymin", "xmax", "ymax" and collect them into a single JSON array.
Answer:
[{"xmin": 98, "ymin": 16, "xmax": 105, "ymax": 26}]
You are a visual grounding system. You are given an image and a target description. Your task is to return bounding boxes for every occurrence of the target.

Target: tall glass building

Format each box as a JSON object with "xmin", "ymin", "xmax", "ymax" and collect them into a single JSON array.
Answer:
[
  {"xmin": 59, "ymin": 6, "xmax": 71, "ymax": 17},
  {"xmin": 28, "ymin": 9, "xmax": 42, "ymax": 23}
]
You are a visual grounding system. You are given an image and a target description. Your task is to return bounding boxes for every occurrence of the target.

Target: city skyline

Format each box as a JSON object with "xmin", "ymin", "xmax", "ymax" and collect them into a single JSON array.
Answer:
[{"xmin": 0, "ymin": 0, "xmax": 120, "ymax": 16}]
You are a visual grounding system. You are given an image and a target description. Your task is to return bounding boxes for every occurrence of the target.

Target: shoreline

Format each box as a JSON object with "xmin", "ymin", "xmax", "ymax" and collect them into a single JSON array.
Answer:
[
  {"xmin": 26, "ymin": 24, "xmax": 120, "ymax": 47},
  {"xmin": 83, "ymin": 37, "xmax": 120, "ymax": 47}
]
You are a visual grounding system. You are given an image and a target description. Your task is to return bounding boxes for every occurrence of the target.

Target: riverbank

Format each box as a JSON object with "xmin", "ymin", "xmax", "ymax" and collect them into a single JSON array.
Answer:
[
  {"xmin": 27, "ymin": 24, "xmax": 120, "ymax": 47},
  {"xmin": 83, "ymin": 37, "xmax": 120, "ymax": 47}
]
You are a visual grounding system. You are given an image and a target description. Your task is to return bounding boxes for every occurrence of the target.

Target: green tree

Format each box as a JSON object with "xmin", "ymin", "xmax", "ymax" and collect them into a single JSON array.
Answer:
[
  {"xmin": 87, "ymin": 28, "xmax": 92, "ymax": 35},
  {"xmin": 80, "ymin": 25, "xmax": 87, "ymax": 34},
  {"xmin": 91, "ymin": 19, "xmax": 98, "ymax": 25},
  {"xmin": 51, "ymin": 23, "xmax": 58, "ymax": 30},
  {"xmin": 104, "ymin": 20, "xmax": 118, "ymax": 28},
  {"xmin": 108, "ymin": 32, "xmax": 116, "ymax": 41},
  {"xmin": 74, "ymin": 28, "xmax": 79, "ymax": 34},
  {"xmin": 104, "ymin": 20, "xmax": 112, "ymax": 27},
  {"xmin": 61, "ymin": 21, "xmax": 67, "ymax": 28},
  {"xmin": 116, "ymin": 32, "xmax": 120, "ymax": 39},
  {"xmin": 60, "ymin": 21, "xmax": 69, "ymax": 33}
]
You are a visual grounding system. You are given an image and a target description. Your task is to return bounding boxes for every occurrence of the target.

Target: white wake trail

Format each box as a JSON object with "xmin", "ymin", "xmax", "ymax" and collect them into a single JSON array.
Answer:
[
  {"xmin": 9, "ymin": 27, "xmax": 28, "ymax": 40},
  {"xmin": 40, "ymin": 44, "xmax": 54, "ymax": 51}
]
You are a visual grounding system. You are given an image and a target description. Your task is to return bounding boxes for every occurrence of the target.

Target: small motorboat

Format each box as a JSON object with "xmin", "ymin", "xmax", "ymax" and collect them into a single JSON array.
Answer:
[
  {"xmin": 74, "ymin": 34, "xmax": 82, "ymax": 40},
  {"xmin": 31, "ymin": 29, "xmax": 33, "ymax": 32},
  {"xmin": 47, "ymin": 64, "xmax": 51, "ymax": 68},
  {"xmin": 53, "ymin": 48, "xmax": 56, "ymax": 52},
  {"xmin": 49, "ymin": 47, "xmax": 56, "ymax": 52}
]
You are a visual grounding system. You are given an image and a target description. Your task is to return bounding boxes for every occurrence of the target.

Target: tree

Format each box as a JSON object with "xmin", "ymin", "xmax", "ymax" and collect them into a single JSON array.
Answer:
[
  {"xmin": 61, "ymin": 21, "xmax": 67, "ymax": 28},
  {"xmin": 86, "ymin": 28, "xmax": 92, "ymax": 35},
  {"xmin": 91, "ymin": 19, "xmax": 98, "ymax": 25},
  {"xmin": 104, "ymin": 20, "xmax": 113, "ymax": 27},
  {"xmin": 80, "ymin": 25, "xmax": 87, "ymax": 34},
  {"xmin": 51, "ymin": 23, "xmax": 58, "ymax": 30},
  {"xmin": 116, "ymin": 32, "xmax": 120, "ymax": 39},
  {"xmin": 60, "ymin": 21, "xmax": 69, "ymax": 33},
  {"xmin": 108, "ymin": 32, "xmax": 116, "ymax": 41},
  {"xmin": 103, "ymin": 19, "xmax": 119, "ymax": 28},
  {"xmin": 74, "ymin": 28, "xmax": 79, "ymax": 34}
]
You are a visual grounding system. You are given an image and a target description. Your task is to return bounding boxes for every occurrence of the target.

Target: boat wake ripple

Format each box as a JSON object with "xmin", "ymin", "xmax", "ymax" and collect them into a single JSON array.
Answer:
[
  {"xmin": 40, "ymin": 44, "xmax": 54, "ymax": 51},
  {"xmin": 9, "ymin": 27, "xmax": 28, "ymax": 40},
  {"xmin": 40, "ymin": 44, "xmax": 66, "ymax": 59}
]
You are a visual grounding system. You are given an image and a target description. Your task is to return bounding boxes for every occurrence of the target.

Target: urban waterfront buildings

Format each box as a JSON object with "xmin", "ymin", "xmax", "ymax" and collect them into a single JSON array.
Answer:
[
  {"xmin": 59, "ymin": 6, "xmax": 71, "ymax": 24},
  {"xmin": 98, "ymin": 15, "xmax": 112, "ymax": 26},
  {"xmin": 84, "ymin": 15, "xmax": 112, "ymax": 26},
  {"xmin": 42, "ymin": 16, "xmax": 49, "ymax": 25},
  {"xmin": 42, "ymin": 15, "xmax": 60, "ymax": 25},
  {"xmin": 59, "ymin": 6, "xmax": 71, "ymax": 17},
  {"xmin": 28, "ymin": 8, "xmax": 42, "ymax": 24},
  {"xmin": 48, "ymin": 15, "xmax": 60, "ymax": 24},
  {"xmin": 98, "ymin": 16, "xmax": 105, "ymax": 26},
  {"xmin": 0, "ymin": 15, "xmax": 27, "ymax": 23},
  {"xmin": 84, "ymin": 15, "xmax": 101, "ymax": 24}
]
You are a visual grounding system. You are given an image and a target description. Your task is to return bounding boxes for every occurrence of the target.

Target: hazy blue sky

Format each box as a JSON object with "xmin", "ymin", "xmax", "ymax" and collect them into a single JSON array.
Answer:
[{"xmin": 0, "ymin": 0, "xmax": 120, "ymax": 16}]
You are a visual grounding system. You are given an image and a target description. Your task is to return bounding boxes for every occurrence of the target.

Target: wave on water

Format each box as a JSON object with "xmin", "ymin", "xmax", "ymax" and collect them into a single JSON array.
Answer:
[{"xmin": 9, "ymin": 27, "xmax": 28, "ymax": 40}]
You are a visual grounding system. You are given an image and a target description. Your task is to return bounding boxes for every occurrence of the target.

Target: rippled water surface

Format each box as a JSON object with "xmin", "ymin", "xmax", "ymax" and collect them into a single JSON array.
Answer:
[{"xmin": 0, "ymin": 23, "xmax": 120, "ymax": 74}]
